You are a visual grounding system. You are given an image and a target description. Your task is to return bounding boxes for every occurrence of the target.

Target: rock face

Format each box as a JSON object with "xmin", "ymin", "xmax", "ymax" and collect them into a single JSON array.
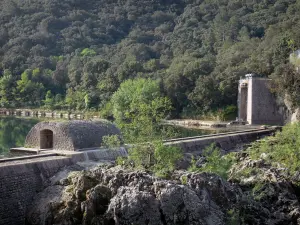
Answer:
[
  {"xmin": 229, "ymin": 154, "xmax": 300, "ymax": 224},
  {"xmin": 26, "ymin": 166, "xmax": 241, "ymax": 225},
  {"xmin": 283, "ymin": 94, "xmax": 300, "ymax": 123},
  {"xmin": 27, "ymin": 161, "xmax": 300, "ymax": 225}
]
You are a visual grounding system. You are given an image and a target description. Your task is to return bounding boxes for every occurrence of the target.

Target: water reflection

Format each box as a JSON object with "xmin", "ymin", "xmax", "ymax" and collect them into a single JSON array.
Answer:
[{"xmin": 0, "ymin": 117, "xmax": 39, "ymax": 156}]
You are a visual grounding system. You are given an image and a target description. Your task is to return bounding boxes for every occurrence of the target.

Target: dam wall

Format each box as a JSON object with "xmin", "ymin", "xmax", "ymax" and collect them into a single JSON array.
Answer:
[
  {"xmin": 0, "ymin": 148, "xmax": 128, "ymax": 225},
  {"xmin": 0, "ymin": 156, "xmax": 78, "ymax": 225},
  {"xmin": 165, "ymin": 128, "xmax": 276, "ymax": 154}
]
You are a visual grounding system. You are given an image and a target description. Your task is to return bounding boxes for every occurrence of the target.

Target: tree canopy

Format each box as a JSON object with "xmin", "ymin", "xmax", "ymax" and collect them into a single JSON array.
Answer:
[{"xmin": 0, "ymin": 0, "xmax": 300, "ymax": 116}]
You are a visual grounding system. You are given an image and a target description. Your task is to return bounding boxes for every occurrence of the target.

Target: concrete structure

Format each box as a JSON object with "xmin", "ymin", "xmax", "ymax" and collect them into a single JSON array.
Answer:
[
  {"xmin": 165, "ymin": 128, "xmax": 277, "ymax": 154},
  {"xmin": 25, "ymin": 120, "xmax": 121, "ymax": 151},
  {"xmin": 0, "ymin": 148, "xmax": 128, "ymax": 225},
  {"xmin": 238, "ymin": 74, "xmax": 283, "ymax": 125}
]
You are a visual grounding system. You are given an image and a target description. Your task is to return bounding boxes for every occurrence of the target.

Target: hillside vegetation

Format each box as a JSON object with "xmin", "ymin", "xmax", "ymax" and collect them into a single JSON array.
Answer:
[{"xmin": 1, "ymin": 0, "xmax": 300, "ymax": 116}]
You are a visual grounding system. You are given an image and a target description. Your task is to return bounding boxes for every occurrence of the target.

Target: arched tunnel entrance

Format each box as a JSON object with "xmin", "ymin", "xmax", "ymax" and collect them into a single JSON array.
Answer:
[{"xmin": 40, "ymin": 129, "xmax": 53, "ymax": 149}]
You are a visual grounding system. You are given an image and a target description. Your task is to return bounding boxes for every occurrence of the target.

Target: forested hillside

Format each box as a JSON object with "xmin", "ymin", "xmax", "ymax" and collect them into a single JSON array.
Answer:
[{"xmin": 1, "ymin": 0, "xmax": 300, "ymax": 117}]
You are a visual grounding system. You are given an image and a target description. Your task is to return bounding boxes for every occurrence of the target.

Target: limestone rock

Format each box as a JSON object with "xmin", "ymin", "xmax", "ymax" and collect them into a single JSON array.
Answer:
[
  {"xmin": 81, "ymin": 185, "xmax": 112, "ymax": 225},
  {"xmin": 157, "ymin": 182, "xmax": 224, "ymax": 225},
  {"xmin": 107, "ymin": 186, "xmax": 162, "ymax": 225},
  {"xmin": 70, "ymin": 172, "xmax": 98, "ymax": 201},
  {"xmin": 229, "ymin": 156, "xmax": 300, "ymax": 224},
  {"xmin": 27, "ymin": 162, "xmax": 300, "ymax": 225},
  {"xmin": 27, "ymin": 167, "xmax": 235, "ymax": 225}
]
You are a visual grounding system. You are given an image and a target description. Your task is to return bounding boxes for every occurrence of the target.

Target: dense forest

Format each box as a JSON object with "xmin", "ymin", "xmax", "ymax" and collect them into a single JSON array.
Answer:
[{"xmin": 1, "ymin": 0, "xmax": 300, "ymax": 117}]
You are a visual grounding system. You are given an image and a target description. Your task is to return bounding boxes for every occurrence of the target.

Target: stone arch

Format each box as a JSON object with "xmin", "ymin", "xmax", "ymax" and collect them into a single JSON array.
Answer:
[{"xmin": 40, "ymin": 129, "xmax": 53, "ymax": 149}]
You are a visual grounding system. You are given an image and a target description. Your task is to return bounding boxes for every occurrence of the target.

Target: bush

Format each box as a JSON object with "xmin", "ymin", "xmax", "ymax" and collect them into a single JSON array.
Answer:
[
  {"xmin": 153, "ymin": 142, "xmax": 183, "ymax": 177},
  {"xmin": 189, "ymin": 143, "xmax": 236, "ymax": 179},
  {"xmin": 248, "ymin": 123, "xmax": 300, "ymax": 175},
  {"xmin": 127, "ymin": 143, "xmax": 155, "ymax": 169},
  {"xmin": 124, "ymin": 141, "xmax": 183, "ymax": 177},
  {"xmin": 102, "ymin": 135, "xmax": 121, "ymax": 149}
]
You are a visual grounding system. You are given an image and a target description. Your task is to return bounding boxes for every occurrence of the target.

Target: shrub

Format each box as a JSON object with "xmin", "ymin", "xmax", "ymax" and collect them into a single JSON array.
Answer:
[
  {"xmin": 102, "ymin": 135, "xmax": 121, "ymax": 149},
  {"xmin": 189, "ymin": 143, "xmax": 236, "ymax": 179},
  {"xmin": 153, "ymin": 142, "xmax": 183, "ymax": 177},
  {"xmin": 181, "ymin": 175, "xmax": 188, "ymax": 185},
  {"xmin": 124, "ymin": 141, "xmax": 183, "ymax": 177},
  {"xmin": 127, "ymin": 143, "xmax": 155, "ymax": 169},
  {"xmin": 247, "ymin": 123, "xmax": 300, "ymax": 176}
]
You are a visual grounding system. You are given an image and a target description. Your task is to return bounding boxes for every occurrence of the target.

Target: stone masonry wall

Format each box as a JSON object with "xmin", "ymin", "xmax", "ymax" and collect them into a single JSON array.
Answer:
[
  {"xmin": 25, "ymin": 120, "xmax": 121, "ymax": 151},
  {"xmin": 0, "ymin": 157, "xmax": 77, "ymax": 225},
  {"xmin": 247, "ymin": 78, "xmax": 283, "ymax": 125}
]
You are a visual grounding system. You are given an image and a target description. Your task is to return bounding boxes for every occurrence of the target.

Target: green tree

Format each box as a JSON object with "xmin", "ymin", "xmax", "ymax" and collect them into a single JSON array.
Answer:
[
  {"xmin": 43, "ymin": 90, "xmax": 54, "ymax": 109},
  {"xmin": 65, "ymin": 88, "xmax": 86, "ymax": 110},
  {"xmin": 16, "ymin": 70, "xmax": 45, "ymax": 107},
  {"xmin": 189, "ymin": 143, "xmax": 235, "ymax": 179},
  {"xmin": 0, "ymin": 70, "xmax": 16, "ymax": 107},
  {"xmin": 111, "ymin": 78, "xmax": 172, "ymax": 142},
  {"xmin": 80, "ymin": 48, "xmax": 97, "ymax": 57}
]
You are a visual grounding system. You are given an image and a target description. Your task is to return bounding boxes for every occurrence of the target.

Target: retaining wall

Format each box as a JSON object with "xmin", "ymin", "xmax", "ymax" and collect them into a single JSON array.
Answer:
[
  {"xmin": 0, "ymin": 148, "xmax": 127, "ymax": 225},
  {"xmin": 0, "ymin": 156, "xmax": 78, "ymax": 225}
]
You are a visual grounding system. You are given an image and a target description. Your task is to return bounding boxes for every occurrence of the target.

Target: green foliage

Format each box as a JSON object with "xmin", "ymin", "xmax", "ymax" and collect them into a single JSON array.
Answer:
[
  {"xmin": 99, "ymin": 102, "xmax": 113, "ymax": 120},
  {"xmin": 189, "ymin": 144, "xmax": 236, "ymax": 179},
  {"xmin": 111, "ymin": 78, "xmax": 172, "ymax": 143},
  {"xmin": 251, "ymin": 181, "xmax": 270, "ymax": 201},
  {"xmin": 65, "ymin": 88, "xmax": 86, "ymax": 110},
  {"xmin": 125, "ymin": 141, "xmax": 183, "ymax": 177},
  {"xmin": 116, "ymin": 156, "xmax": 128, "ymax": 166},
  {"xmin": 16, "ymin": 70, "xmax": 45, "ymax": 107},
  {"xmin": 226, "ymin": 208, "xmax": 246, "ymax": 225},
  {"xmin": 221, "ymin": 105, "xmax": 238, "ymax": 121},
  {"xmin": 80, "ymin": 48, "xmax": 97, "ymax": 57},
  {"xmin": 188, "ymin": 156, "xmax": 198, "ymax": 172},
  {"xmin": 181, "ymin": 175, "xmax": 188, "ymax": 185},
  {"xmin": 102, "ymin": 135, "xmax": 121, "ymax": 149},
  {"xmin": 0, "ymin": 117, "xmax": 39, "ymax": 155},
  {"xmin": 127, "ymin": 143, "xmax": 155, "ymax": 170},
  {"xmin": 0, "ymin": 0, "xmax": 299, "ymax": 113},
  {"xmin": 43, "ymin": 90, "xmax": 54, "ymax": 109},
  {"xmin": 153, "ymin": 142, "xmax": 183, "ymax": 177},
  {"xmin": 0, "ymin": 70, "xmax": 15, "ymax": 107},
  {"xmin": 273, "ymin": 64, "xmax": 300, "ymax": 108},
  {"xmin": 247, "ymin": 123, "xmax": 300, "ymax": 176},
  {"xmin": 230, "ymin": 167, "xmax": 260, "ymax": 181}
]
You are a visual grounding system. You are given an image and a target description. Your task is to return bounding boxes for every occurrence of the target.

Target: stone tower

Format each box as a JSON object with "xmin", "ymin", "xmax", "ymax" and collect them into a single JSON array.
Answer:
[{"xmin": 238, "ymin": 74, "xmax": 283, "ymax": 125}]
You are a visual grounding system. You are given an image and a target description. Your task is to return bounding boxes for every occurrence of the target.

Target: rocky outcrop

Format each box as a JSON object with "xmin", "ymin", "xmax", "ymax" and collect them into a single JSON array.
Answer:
[
  {"xmin": 229, "ymin": 154, "xmax": 300, "ymax": 224},
  {"xmin": 27, "ymin": 159, "xmax": 300, "ymax": 225},
  {"xmin": 283, "ymin": 94, "xmax": 300, "ymax": 123},
  {"xmin": 26, "ymin": 166, "xmax": 241, "ymax": 225}
]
